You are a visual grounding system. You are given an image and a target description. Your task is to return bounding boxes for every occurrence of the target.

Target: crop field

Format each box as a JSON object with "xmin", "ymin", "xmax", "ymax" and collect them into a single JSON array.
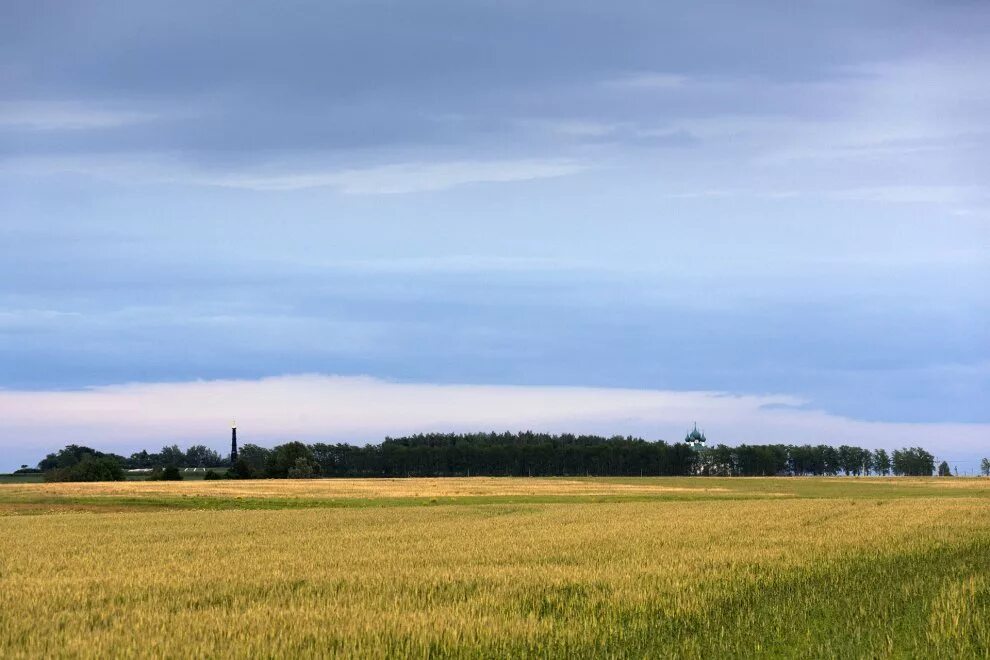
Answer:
[{"xmin": 1, "ymin": 478, "xmax": 988, "ymax": 658}]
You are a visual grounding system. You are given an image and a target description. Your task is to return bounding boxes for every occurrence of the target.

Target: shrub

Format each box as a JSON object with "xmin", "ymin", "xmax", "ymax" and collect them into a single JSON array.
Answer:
[
  {"xmin": 147, "ymin": 465, "xmax": 184, "ymax": 481},
  {"xmin": 228, "ymin": 458, "xmax": 255, "ymax": 479},
  {"xmin": 162, "ymin": 465, "xmax": 183, "ymax": 481}
]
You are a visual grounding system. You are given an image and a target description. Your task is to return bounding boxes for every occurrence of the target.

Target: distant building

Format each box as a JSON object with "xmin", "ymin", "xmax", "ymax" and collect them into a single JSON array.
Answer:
[
  {"xmin": 230, "ymin": 421, "xmax": 238, "ymax": 463},
  {"xmin": 685, "ymin": 423, "xmax": 707, "ymax": 450}
]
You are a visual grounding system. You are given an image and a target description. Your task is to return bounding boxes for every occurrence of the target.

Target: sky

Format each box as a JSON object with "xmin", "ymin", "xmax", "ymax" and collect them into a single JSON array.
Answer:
[{"xmin": 1, "ymin": 0, "xmax": 988, "ymax": 471}]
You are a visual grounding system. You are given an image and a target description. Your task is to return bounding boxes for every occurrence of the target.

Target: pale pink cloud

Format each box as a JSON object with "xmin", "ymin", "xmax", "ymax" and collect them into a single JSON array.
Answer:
[{"xmin": 0, "ymin": 375, "xmax": 985, "ymax": 462}]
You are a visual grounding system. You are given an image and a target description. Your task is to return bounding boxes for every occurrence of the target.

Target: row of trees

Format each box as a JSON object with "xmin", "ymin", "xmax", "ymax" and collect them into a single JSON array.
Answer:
[
  {"xmin": 38, "ymin": 444, "xmax": 225, "ymax": 472},
  {"xmin": 37, "ymin": 446, "xmax": 208, "ymax": 482},
  {"xmin": 223, "ymin": 433, "xmax": 946, "ymax": 479},
  {"xmin": 113, "ymin": 445, "xmax": 224, "ymax": 469},
  {"xmin": 32, "ymin": 434, "xmax": 973, "ymax": 481},
  {"xmin": 228, "ymin": 434, "xmax": 700, "ymax": 479},
  {"xmin": 695, "ymin": 444, "xmax": 936, "ymax": 477}
]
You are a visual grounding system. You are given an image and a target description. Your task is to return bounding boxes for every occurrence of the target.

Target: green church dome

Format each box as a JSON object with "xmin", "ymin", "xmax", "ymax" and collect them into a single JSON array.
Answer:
[{"xmin": 684, "ymin": 423, "xmax": 707, "ymax": 445}]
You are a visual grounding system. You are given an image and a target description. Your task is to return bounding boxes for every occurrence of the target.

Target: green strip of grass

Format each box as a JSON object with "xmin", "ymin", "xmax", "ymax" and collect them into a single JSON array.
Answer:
[
  {"xmin": 4, "ymin": 490, "xmax": 988, "ymax": 516},
  {"xmin": 0, "ymin": 492, "xmax": 796, "ymax": 515}
]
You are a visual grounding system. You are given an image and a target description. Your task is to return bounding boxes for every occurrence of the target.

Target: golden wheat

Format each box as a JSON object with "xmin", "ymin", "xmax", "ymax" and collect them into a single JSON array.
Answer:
[
  {"xmin": 0, "ymin": 479, "xmax": 987, "ymax": 658},
  {"xmin": 0, "ymin": 476, "xmax": 736, "ymax": 500}
]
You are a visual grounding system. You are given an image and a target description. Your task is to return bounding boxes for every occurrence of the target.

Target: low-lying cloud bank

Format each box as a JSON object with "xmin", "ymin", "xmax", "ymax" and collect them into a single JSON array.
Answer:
[{"xmin": 1, "ymin": 375, "xmax": 987, "ymax": 470}]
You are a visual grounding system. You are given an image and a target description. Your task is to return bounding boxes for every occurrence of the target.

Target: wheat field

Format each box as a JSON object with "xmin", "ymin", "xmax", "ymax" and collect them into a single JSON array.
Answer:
[{"xmin": 1, "ymin": 478, "xmax": 988, "ymax": 658}]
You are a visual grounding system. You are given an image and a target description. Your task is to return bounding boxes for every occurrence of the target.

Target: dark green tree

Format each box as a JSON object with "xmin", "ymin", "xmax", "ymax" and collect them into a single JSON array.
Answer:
[
  {"xmin": 185, "ymin": 445, "xmax": 222, "ymax": 468},
  {"xmin": 237, "ymin": 444, "xmax": 272, "ymax": 477},
  {"xmin": 288, "ymin": 456, "xmax": 316, "ymax": 478},
  {"xmin": 158, "ymin": 445, "xmax": 185, "ymax": 467},
  {"xmin": 892, "ymin": 447, "xmax": 935, "ymax": 476},
  {"xmin": 127, "ymin": 450, "xmax": 153, "ymax": 469},
  {"xmin": 872, "ymin": 449, "xmax": 891, "ymax": 476},
  {"xmin": 267, "ymin": 442, "xmax": 316, "ymax": 478},
  {"xmin": 39, "ymin": 445, "xmax": 112, "ymax": 471}
]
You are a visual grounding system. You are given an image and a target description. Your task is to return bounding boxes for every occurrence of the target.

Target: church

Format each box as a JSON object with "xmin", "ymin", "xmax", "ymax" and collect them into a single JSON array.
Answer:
[{"xmin": 685, "ymin": 423, "xmax": 707, "ymax": 450}]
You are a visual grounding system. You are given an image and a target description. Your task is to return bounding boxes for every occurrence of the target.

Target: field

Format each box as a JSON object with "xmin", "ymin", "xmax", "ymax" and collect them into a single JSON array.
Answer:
[{"xmin": 1, "ymin": 478, "xmax": 988, "ymax": 658}]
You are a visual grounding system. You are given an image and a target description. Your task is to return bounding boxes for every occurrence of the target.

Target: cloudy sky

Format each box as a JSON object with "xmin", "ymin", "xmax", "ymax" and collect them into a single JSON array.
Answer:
[{"xmin": 1, "ymin": 1, "xmax": 987, "ymax": 470}]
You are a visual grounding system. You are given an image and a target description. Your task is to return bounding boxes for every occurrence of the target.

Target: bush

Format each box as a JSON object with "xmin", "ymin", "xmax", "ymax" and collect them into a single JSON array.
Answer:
[
  {"xmin": 161, "ymin": 465, "xmax": 183, "ymax": 481},
  {"xmin": 147, "ymin": 465, "xmax": 184, "ymax": 481},
  {"xmin": 203, "ymin": 470, "xmax": 222, "ymax": 480},
  {"xmin": 228, "ymin": 458, "xmax": 255, "ymax": 479}
]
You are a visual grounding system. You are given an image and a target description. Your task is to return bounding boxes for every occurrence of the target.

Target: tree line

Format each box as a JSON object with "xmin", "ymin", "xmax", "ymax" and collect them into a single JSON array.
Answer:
[
  {"xmin": 29, "ymin": 443, "xmax": 225, "ymax": 482},
  {"xmin": 23, "ymin": 432, "xmax": 973, "ymax": 481},
  {"xmin": 694, "ymin": 444, "xmax": 939, "ymax": 477}
]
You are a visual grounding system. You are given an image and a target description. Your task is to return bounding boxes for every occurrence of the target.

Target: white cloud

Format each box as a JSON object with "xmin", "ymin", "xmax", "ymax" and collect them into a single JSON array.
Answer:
[
  {"xmin": 329, "ymin": 255, "xmax": 583, "ymax": 274},
  {"xmin": 660, "ymin": 185, "xmax": 984, "ymax": 207},
  {"xmin": 605, "ymin": 72, "xmax": 689, "ymax": 89},
  {"xmin": 1, "ymin": 375, "xmax": 985, "ymax": 462},
  {"xmin": 0, "ymin": 155, "xmax": 586, "ymax": 195},
  {"xmin": 0, "ymin": 101, "xmax": 157, "ymax": 130},
  {"xmin": 522, "ymin": 119, "xmax": 625, "ymax": 138},
  {"xmin": 829, "ymin": 186, "xmax": 985, "ymax": 205},
  {"xmin": 0, "ymin": 309, "xmax": 83, "ymax": 328},
  {"xmin": 203, "ymin": 159, "xmax": 586, "ymax": 193}
]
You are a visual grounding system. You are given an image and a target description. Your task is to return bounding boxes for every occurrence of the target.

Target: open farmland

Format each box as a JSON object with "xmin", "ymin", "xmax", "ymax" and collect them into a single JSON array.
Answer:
[{"xmin": 1, "ymin": 478, "xmax": 988, "ymax": 658}]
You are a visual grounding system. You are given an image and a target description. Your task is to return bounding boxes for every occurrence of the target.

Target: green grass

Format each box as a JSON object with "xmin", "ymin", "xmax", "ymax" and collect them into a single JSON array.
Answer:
[{"xmin": 0, "ymin": 492, "xmax": 789, "ymax": 515}]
